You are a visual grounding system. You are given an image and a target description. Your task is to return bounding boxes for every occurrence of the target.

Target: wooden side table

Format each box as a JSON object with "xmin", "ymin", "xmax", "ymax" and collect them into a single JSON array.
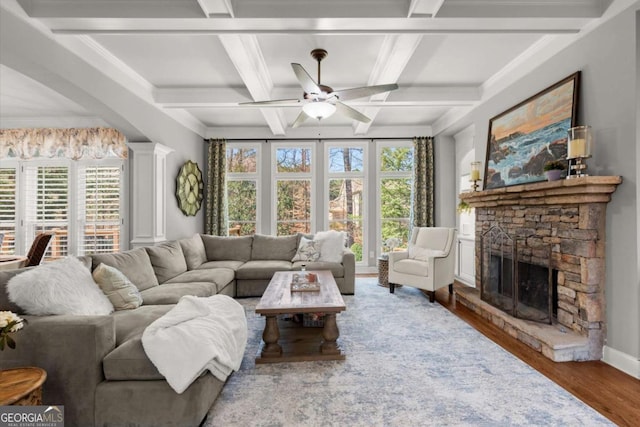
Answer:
[
  {"xmin": 377, "ymin": 257, "xmax": 389, "ymax": 287},
  {"xmin": 0, "ymin": 367, "xmax": 47, "ymax": 405}
]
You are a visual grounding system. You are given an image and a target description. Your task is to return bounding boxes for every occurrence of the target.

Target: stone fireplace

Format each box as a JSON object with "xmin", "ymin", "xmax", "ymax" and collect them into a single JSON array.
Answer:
[{"xmin": 457, "ymin": 176, "xmax": 621, "ymax": 361}]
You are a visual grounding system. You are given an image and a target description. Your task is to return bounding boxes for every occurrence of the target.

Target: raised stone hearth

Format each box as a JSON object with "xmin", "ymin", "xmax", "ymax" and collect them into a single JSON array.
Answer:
[{"xmin": 458, "ymin": 176, "xmax": 621, "ymax": 361}]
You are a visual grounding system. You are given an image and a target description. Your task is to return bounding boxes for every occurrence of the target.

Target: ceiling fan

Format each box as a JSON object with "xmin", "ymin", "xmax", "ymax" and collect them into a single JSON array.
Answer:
[{"xmin": 240, "ymin": 49, "xmax": 399, "ymax": 128}]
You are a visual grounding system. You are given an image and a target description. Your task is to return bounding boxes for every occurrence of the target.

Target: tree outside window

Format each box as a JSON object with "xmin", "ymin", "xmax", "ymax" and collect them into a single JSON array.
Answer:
[{"xmin": 379, "ymin": 145, "xmax": 413, "ymax": 253}]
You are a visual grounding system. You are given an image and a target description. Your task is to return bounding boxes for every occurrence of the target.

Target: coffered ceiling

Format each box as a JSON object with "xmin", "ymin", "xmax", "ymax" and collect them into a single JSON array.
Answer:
[{"xmin": 0, "ymin": 0, "xmax": 624, "ymax": 139}]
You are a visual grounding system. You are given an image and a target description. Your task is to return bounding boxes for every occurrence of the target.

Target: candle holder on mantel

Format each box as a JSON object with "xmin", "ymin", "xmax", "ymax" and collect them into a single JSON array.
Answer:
[
  {"xmin": 470, "ymin": 161, "xmax": 482, "ymax": 191},
  {"xmin": 566, "ymin": 126, "xmax": 593, "ymax": 179}
]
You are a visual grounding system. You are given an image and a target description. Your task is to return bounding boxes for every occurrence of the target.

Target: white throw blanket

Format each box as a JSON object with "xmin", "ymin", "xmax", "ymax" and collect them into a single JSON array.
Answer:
[{"xmin": 142, "ymin": 294, "xmax": 248, "ymax": 394}]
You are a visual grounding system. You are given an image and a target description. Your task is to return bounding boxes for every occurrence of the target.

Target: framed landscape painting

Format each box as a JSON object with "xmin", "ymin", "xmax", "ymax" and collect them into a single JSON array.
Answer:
[{"xmin": 484, "ymin": 72, "xmax": 580, "ymax": 189}]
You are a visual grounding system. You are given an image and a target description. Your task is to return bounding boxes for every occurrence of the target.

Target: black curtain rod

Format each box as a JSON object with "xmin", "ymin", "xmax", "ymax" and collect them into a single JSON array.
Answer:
[{"xmin": 204, "ymin": 137, "xmax": 418, "ymax": 142}]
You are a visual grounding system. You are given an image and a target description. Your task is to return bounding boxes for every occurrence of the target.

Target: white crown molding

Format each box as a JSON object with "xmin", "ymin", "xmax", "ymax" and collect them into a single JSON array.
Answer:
[
  {"xmin": 0, "ymin": 115, "xmax": 108, "ymax": 129},
  {"xmin": 207, "ymin": 124, "xmax": 433, "ymax": 140}
]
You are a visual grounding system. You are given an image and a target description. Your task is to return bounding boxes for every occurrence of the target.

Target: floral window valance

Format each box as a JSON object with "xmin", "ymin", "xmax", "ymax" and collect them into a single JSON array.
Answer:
[{"xmin": 0, "ymin": 127, "xmax": 128, "ymax": 160}]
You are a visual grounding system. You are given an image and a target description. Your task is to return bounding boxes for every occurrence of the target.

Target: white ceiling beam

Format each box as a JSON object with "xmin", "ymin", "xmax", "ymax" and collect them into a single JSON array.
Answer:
[
  {"xmin": 197, "ymin": 0, "xmax": 235, "ymax": 17},
  {"xmin": 17, "ymin": 0, "xmax": 207, "ymax": 18},
  {"xmin": 408, "ymin": 0, "xmax": 447, "ymax": 17},
  {"xmin": 154, "ymin": 86, "xmax": 480, "ymax": 108},
  {"xmin": 21, "ymin": 0, "xmax": 604, "ymax": 19},
  {"xmin": 218, "ymin": 34, "xmax": 287, "ymax": 136},
  {"xmin": 207, "ymin": 125, "xmax": 434, "ymax": 140},
  {"xmin": 44, "ymin": 17, "xmax": 589, "ymax": 35},
  {"xmin": 435, "ymin": 0, "xmax": 605, "ymax": 18},
  {"xmin": 353, "ymin": 34, "xmax": 423, "ymax": 135}
]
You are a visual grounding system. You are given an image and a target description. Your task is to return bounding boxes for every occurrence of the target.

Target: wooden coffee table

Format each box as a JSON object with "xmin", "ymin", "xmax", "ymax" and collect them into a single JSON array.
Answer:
[{"xmin": 255, "ymin": 270, "xmax": 346, "ymax": 363}]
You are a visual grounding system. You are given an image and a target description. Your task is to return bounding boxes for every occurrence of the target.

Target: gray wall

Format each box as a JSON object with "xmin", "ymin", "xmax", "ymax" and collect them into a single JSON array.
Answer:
[
  {"xmin": 435, "ymin": 136, "xmax": 456, "ymax": 228},
  {"xmin": 447, "ymin": 5, "xmax": 639, "ymax": 360},
  {"xmin": 164, "ymin": 137, "xmax": 206, "ymax": 241}
]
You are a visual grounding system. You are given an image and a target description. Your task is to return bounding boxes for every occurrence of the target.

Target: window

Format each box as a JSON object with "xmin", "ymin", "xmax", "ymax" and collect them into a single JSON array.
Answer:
[
  {"xmin": 0, "ymin": 159, "xmax": 125, "ymax": 258},
  {"xmin": 326, "ymin": 143, "xmax": 366, "ymax": 262},
  {"xmin": 23, "ymin": 163, "xmax": 69, "ymax": 260},
  {"xmin": 0, "ymin": 167, "xmax": 17, "ymax": 253},
  {"xmin": 226, "ymin": 144, "xmax": 260, "ymax": 235},
  {"xmin": 78, "ymin": 163, "xmax": 123, "ymax": 254},
  {"xmin": 378, "ymin": 142, "xmax": 414, "ymax": 253},
  {"xmin": 273, "ymin": 144, "xmax": 314, "ymax": 235}
]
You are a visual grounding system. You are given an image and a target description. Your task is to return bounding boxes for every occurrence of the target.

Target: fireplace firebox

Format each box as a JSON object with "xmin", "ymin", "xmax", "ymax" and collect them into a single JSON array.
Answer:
[{"xmin": 481, "ymin": 226, "xmax": 554, "ymax": 324}]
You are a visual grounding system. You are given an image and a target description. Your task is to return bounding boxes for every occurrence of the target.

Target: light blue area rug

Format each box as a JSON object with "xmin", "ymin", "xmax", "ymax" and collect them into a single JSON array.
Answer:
[{"xmin": 205, "ymin": 278, "xmax": 612, "ymax": 426}]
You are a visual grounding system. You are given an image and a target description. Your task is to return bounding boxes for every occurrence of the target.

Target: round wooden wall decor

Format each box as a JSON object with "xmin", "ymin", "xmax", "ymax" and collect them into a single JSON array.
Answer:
[{"xmin": 176, "ymin": 160, "xmax": 204, "ymax": 216}]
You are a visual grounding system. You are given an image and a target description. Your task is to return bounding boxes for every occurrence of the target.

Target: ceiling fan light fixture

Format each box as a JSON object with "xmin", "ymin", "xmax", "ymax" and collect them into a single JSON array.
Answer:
[{"xmin": 302, "ymin": 101, "xmax": 336, "ymax": 120}]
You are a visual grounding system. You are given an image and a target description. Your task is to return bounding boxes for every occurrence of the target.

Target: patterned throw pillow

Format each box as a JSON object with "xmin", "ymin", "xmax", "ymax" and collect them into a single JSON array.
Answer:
[
  {"xmin": 291, "ymin": 237, "xmax": 321, "ymax": 262},
  {"xmin": 93, "ymin": 263, "xmax": 143, "ymax": 310}
]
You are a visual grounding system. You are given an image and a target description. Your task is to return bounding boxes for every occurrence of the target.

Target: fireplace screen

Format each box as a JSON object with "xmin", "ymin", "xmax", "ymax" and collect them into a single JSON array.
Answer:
[{"xmin": 481, "ymin": 226, "xmax": 553, "ymax": 324}]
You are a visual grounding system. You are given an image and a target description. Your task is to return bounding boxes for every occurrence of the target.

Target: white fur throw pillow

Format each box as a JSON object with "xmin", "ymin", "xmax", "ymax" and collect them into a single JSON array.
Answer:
[
  {"xmin": 8, "ymin": 257, "xmax": 114, "ymax": 316},
  {"xmin": 93, "ymin": 263, "xmax": 143, "ymax": 310},
  {"xmin": 291, "ymin": 236, "xmax": 321, "ymax": 262},
  {"xmin": 314, "ymin": 230, "xmax": 346, "ymax": 263}
]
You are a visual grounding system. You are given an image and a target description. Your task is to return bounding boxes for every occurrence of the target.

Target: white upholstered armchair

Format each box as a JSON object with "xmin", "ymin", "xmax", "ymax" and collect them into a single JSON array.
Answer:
[{"xmin": 388, "ymin": 227, "xmax": 457, "ymax": 302}]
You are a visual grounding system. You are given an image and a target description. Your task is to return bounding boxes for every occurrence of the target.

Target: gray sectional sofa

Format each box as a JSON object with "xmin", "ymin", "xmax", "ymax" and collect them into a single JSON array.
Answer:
[{"xmin": 0, "ymin": 233, "xmax": 355, "ymax": 427}]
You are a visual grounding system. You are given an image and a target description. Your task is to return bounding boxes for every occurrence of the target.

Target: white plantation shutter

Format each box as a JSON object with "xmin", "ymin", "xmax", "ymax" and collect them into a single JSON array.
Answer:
[
  {"xmin": 0, "ymin": 168, "xmax": 17, "ymax": 254},
  {"xmin": 24, "ymin": 165, "xmax": 69, "ymax": 260},
  {"xmin": 78, "ymin": 164, "xmax": 122, "ymax": 255}
]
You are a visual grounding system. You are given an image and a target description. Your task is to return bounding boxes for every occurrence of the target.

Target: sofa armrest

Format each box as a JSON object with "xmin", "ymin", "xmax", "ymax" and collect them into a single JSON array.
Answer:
[
  {"xmin": 0, "ymin": 315, "xmax": 116, "ymax": 427},
  {"xmin": 388, "ymin": 250, "xmax": 409, "ymax": 267},
  {"xmin": 341, "ymin": 248, "xmax": 356, "ymax": 294}
]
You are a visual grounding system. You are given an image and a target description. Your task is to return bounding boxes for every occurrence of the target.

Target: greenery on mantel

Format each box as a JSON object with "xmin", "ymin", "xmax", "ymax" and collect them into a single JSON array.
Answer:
[
  {"xmin": 457, "ymin": 200, "xmax": 473, "ymax": 214},
  {"xmin": 543, "ymin": 160, "xmax": 567, "ymax": 171}
]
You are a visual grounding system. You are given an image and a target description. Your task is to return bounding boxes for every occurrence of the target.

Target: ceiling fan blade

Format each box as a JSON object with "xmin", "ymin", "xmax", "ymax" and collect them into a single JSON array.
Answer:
[
  {"xmin": 335, "ymin": 101, "xmax": 371, "ymax": 123},
  {"xmin": 291, "ymin": 110, "xmax": 310, "ymax": 128},
  {"xmin": 239, "ymin": 98, "xmax": 300, "ymax": 106},
  {"xmin": 331, "ymin": 83, "xmax": 399, "ymax": 101},
  {"xmin": 291, "ymin": 63, "xmax": 321, "ymax": 95}
]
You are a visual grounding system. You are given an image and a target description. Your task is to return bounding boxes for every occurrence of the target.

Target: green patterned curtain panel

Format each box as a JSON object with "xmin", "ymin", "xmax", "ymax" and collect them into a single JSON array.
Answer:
[
  {"xmin": 412, "ymin": 136, "xmax": 435, "ymax": 227},
  {"xmin": 205, "ymin": 138, "xmax": 228, "ymax": 236}
]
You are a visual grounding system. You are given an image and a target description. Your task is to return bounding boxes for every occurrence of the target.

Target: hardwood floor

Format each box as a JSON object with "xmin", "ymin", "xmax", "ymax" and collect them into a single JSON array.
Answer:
[{"xmin": 433, "ymin": 283, "xmax": 640, "ymax": 427}]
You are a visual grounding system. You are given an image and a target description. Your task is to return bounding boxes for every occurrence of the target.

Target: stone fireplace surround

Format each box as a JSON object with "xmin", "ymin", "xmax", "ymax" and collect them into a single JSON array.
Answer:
[{"xmin": 457, "ymin": 176, "xmax": 621, "ymax": 362}]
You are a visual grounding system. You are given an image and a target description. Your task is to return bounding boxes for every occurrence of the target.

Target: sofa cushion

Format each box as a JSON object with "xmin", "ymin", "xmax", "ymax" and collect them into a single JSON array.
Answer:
[
  {"xmin": 165, "ymin": 269, "xmax": 235, "ymax": 290},
  {"xmin": 8, "ymin": 257, "xmax": 114, "ymax": 316},
  {"xmin": 179, "ymin": 234, "xmax": 207, "ymax": 270},
  {"xmin": 111, "ymin": 304, "xmax": 173, "ymax": 345},
  {"xmin": 251, "ymin": 234, "xmax": 298, "ymax": 261},
  {"xmin": 393, "ymin": 259, "xmax": 429, "ymax": 276},
  {"xmin": 197, "ymin": 260, "xmax": 245, "ymax": 270},
  {"xmin": 408, "ymin": 246, "xmax": 446, "ymax": 261},
  {"xmin": 292, "ymin": 261, "xmax": 345, "ymax": 278},
  {"xmin": 0, "ymin": 268, "xmax": 35, "ymax": 313},
  {"xmin": 235, "ymin": 260, "xmax": 293, "ymax": 280},
  {"xmin": 201, "ymin": 235, "xmax": 253, "ymax": 262},
  {"xmin": 92, "ymin": 263, "xmax": 143, "ymax": 310},
  {"xmin": 92, "ymin": 248, "xmax": 159, "ymax": 291},
  {"xmin": 414, "ymin": 227, "xmax": 451, "ymax": 251},
  {"xmin": 139, "ymin": 282, "xmax": 218, "ymax": 305},
  {"xmin": 145, "ymin": 241, "xmax": 188, "ymax": 283},
  {"xmin": 103, "ymin": 335, "xmax": 163, "ymax": 381},
  {"xmin": 314, "ymin": 230, "xmax": 346, "ymax": 263},
  {"xmin": 291, "ymin": 236, "xmax": 321, "ymax": 262}
]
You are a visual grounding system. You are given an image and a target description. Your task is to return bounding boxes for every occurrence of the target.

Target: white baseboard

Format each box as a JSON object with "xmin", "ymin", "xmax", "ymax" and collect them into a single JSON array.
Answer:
[{"xmin": 602, "ymin": 345, "xmax": 640, "ymax": 379}]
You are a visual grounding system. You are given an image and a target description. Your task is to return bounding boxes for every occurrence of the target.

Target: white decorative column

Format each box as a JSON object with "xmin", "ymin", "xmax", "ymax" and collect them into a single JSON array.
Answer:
[{"xmin": 127, "ymin": 142, "xmax": 174, "ymax": 248}]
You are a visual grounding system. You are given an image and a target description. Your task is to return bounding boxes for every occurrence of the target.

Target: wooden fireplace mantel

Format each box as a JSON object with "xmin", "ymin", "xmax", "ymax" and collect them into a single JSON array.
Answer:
[{"xmin": 459, "ymin": 176, "xmax": 622, "ymax": 208}]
